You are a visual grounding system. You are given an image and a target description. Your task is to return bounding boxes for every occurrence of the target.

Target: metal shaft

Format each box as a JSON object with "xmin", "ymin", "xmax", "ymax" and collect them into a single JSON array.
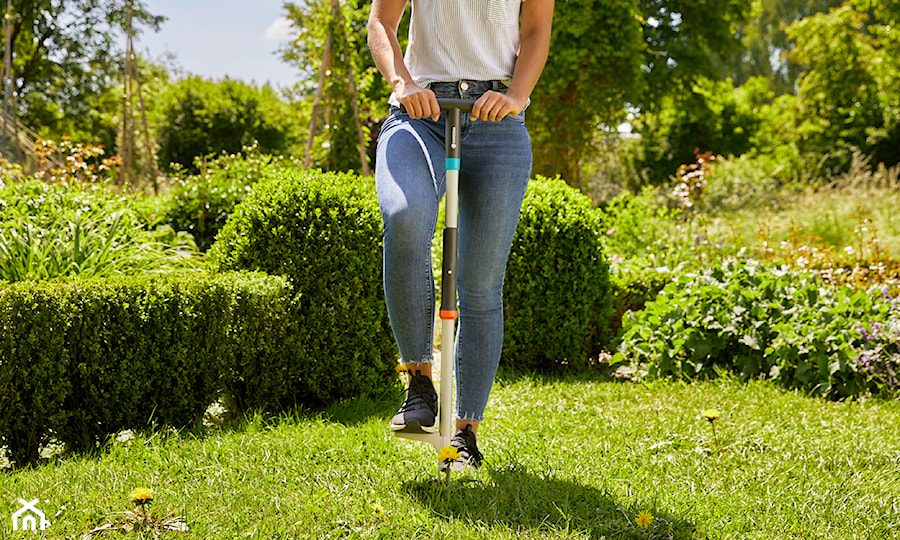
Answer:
[{"xmin": 395, "ymin": 103, "xmax": 467, "ymax": 457}]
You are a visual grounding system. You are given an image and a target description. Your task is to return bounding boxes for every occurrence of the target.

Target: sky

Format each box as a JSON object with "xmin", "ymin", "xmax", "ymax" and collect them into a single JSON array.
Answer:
[{"xmin": 135, "ymin": 0, "xmax": 301, "ymax": 88}]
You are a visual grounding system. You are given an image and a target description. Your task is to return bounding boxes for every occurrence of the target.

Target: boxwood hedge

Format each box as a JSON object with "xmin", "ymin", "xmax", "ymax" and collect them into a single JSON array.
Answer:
[
  {"xmin": 209, "ymin": 168, "xmax": 398, "ymax": 406},
  {"xmin": 503, "ymin": 176, "xmax": 614, "ymax": 370},
  {"xmin": 0, "ymin": 271, "xmax": 296, "ymax": 466}
]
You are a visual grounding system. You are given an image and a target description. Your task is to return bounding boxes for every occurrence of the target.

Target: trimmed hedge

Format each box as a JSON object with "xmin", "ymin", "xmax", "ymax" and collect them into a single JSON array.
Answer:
[
  {"xmin": 503, "ymin": 176, "xmax": 614, "ymax": 370},
  {"xmin": 0, "ymin": 272, "xmax": 296, "ymax": 466},
  {"xmin": 209, "ymin": 169, "xmax": 398, "ymax": 406}
]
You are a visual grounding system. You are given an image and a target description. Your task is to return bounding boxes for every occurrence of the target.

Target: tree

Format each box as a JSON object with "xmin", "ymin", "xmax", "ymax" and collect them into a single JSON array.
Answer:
[
  {"xmin": 152, "ymin": 77, "xmax": 304, "ymax": 173},
  {"xmin": 852, "ymin": 0, "xmax": 900, "ymax": 168},
  {"xmin": 0, "ymin": 0, "xmax": 163, "ymax": 147},
  {"xmin": 280, "ymin": 0, "xmax": 388, "ymax": 173},
  {"xmin": 631, "ymin": 75, "xmax": 774, "ymax": 183},
  {"xmin": 722, "ymin": 0, "xmax": 844, "ymax": 95},
  {"xmin": 528, "ymin": 0, "xmax": 645, "ymax": 187},
  {"xmin": 531, "ymin": 0, "xmax": 751, "ymax": 186},
  {"xmin": 637, "ymin": 0, "xmax": 751, "ymax": 108},
  {"xmin": 785, "ymin": 2, "xmax": 898, "ymax": 173},
  {"xmin": 283, "ymin": 0, "xmax": 752, "ymax": 186}
]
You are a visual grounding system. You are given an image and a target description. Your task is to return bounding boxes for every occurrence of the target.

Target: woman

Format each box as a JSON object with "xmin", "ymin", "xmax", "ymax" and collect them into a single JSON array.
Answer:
[{"xmin": 368, "ymin": 0, "xmax": 553, "ymax": 470}]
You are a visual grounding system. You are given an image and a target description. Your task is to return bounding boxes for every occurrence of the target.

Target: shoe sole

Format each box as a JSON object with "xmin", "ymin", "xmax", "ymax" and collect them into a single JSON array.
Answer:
[{"xmin": 390, "ymin": 420, "xmax": 438, "ymax": 434}]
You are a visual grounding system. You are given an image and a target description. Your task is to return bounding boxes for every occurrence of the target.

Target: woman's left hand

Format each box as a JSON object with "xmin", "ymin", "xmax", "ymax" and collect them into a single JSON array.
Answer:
[{"xmin": 470, "ymin": 91, "xmax": 527, "ymax": 122}]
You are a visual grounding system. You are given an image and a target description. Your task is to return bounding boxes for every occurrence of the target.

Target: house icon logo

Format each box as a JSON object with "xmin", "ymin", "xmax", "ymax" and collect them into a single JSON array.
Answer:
[{"xmin": 11, "ymin": 498, "xmax": 50, "ymax": 531}]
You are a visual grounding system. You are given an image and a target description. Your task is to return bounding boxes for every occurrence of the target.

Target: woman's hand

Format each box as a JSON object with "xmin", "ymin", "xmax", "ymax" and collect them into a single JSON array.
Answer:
[
  {"xmin": 396, "ymin": 82, "xmax": 441, "ymax": 121},
  {"xmin": 470, "ymin": 90, "xmax": 527, "ymax": 122}
]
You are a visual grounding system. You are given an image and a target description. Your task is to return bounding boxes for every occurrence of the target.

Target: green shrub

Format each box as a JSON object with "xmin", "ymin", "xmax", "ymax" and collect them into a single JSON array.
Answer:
[
  {"xmin": 216, "ymin": 273, "xmax": 303, "ymax": 413},
  {"xmin": 153, "ymin": 77, "xmax": 303, "ymax": 173},
  {"xmin": 210, "ymin": 169, "xmax": 398, "ymax": 405},
  {"xmin": 613, "ymin": 259, "xmax": 896, "ymax": 398},
  {"xmin": 0, "ymin": 285, "xmax": 72, "ymax": 466},
  {"xmin": 0, "ymin": 179, "xmax": 201, "ymax": 282},
  {"xmin": 502, "ymin": 176, "xmax": 613, "ymax": 370},
  {"xmin": 596, "ymin": 189, "xmax": 676, "ymax": 259},
  {"xmin": 855, "ymin": 289, "xmax": 900, "ymax": 394},
  {"xmin": 607, "ymin": 267, "xmax": 673, "ymax": 338},
  {"xmin": 0, "ymin": 272, "xmax": 295, "ymax": 466},
  {"xmin": 595, "ymin": 188, "xmax": 714, "ymax": 275},
  {"xmin": 158, "ymin": 151, "xmax": 300, "ymax": 251},
  {"xmin": 703, "ymin": 153, "xmax": 786, "ymax": 213}
]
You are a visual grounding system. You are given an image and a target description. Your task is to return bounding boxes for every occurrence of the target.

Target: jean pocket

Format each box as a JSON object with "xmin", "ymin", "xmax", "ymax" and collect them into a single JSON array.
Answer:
[
  {"xmin": 487, "ymin": 0, "xmax": 520, "ymax": 25},
  {"xmin": 506, "ymin": 111, "xmax": 526, "ymax": 124}
]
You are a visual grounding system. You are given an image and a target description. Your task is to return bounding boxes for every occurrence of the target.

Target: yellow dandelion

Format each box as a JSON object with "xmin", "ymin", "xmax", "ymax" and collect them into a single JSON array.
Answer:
[
  {"xmin": 703, "ymin": 409, "xmax": 721, "ymax": 448},
  {"xmin": 635, "ymin": 510, "xmax": 653, "ymax": 528},
  {"xmin": 129, "ymin": 487, "xmax": 154, "ymax": 505},
  {"xmin": 438, "ymin": 445, "xmax": 461, "ymax": 463}
]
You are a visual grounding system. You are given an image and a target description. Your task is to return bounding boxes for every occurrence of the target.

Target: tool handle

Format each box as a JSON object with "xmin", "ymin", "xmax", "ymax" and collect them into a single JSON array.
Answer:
[
  {"xmin": 437, "ymin": 99, "xmax": 474, "ymax": 113},
  {"xmin": 398, "ymin": 98, "xmax": 474, "ymax": 115}
]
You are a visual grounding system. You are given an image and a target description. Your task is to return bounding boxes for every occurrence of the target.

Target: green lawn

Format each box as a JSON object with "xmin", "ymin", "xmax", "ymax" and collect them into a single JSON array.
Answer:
[{"xmin": 3, "ymin": 372, "xmax": 899, "ymax": 539}]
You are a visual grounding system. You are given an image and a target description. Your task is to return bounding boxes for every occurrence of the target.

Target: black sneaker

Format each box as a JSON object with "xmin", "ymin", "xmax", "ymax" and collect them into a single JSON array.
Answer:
[
  {"xmin": 390, "ymin": 370, "xmax": 438, "ymax": 433},
  {"xmin": 443, "ymin": 425, "xmax": 484, "ymax": 472}
]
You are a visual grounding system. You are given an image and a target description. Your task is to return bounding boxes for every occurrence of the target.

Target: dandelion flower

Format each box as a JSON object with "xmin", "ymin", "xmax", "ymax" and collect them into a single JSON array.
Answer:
[
  {"xmin": 703, "ymin": 409, "xmax": 721, "ymax": 448},
  {"xmin": 439, "ymin": 445, "xmax": 461, "ymax": 463},
  {"xmin": 129, "ymin": 487, "xmax": 154, "ymax": 506},
  {"xmin": 635, "ymin": 510, "xmax": 653, "ymax": 528}
]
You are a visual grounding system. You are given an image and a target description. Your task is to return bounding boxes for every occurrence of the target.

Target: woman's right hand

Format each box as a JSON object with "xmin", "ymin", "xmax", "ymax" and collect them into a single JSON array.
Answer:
[{"xmin": 396, "ymin": 82, "xmax": 440, "ymax": 121}]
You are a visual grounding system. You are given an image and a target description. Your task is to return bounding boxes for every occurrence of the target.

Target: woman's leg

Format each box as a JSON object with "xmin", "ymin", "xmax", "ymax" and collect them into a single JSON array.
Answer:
[
  {"xmin": 375, "ymin": 111, "xmax": 447, "ymax": 431},
  {"xmin": 454, "ymin": 113, "xmax": 532, "ymax": 427},
  {"xmin": 375, "ymin": 112, "xmax": 446, "ymax": 367}
]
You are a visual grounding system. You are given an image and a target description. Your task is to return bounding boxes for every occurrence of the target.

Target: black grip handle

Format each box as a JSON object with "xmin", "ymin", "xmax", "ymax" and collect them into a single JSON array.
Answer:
[
  {"xmin": 437, "ymin": 99, "xmax": 474, "ymax": 113},
  {"xmin": 399, "ymin": 98, "xmax": 474, "ymax": 114}
]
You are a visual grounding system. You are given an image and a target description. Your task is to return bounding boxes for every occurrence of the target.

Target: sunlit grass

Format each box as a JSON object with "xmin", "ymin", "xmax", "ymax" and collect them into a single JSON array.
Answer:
[
  {"xmin": 710, "ymin": 184, "xmax": 900, "ymax": 257},
  {"xmin": 3, "ymin": 374, "xmax": 899, "ymax": 539}
]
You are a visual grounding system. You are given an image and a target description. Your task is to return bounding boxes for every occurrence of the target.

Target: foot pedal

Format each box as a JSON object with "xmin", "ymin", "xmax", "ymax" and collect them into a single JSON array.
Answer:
[{"xmin": 391, "ymin": 421, "xmax": 438, "ymax": 434}]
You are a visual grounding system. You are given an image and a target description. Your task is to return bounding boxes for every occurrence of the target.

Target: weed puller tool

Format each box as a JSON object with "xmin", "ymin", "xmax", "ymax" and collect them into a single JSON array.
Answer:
[{"xmin": 394, "ymin": 99, "xmax": 474, "ymax": 466}]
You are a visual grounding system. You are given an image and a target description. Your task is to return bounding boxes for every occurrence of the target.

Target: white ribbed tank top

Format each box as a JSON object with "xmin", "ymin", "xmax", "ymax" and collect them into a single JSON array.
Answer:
[{"xmin": 404, "ymin": 0, "xmax": 523, "ymax": 87}]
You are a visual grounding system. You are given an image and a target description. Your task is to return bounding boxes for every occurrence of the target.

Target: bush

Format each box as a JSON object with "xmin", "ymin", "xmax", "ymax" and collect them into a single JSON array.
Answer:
[
  {"xmin": 855, "ymin": 289, "xmax": 900, "ymax": 395},
  {"xmin": 157, "ymin": 150, "xmax": 301, "ymax": 251},
  {"xmin": 153, "ymin": 77, "xmax": 303, "ymax": 173},
  {"xmin": 631, "ymin": 76, "xmax": 773, "ymax": 185},
  {"xmin": 594, "ymin": 188, "xmax": 725, "ymax": 277},
  {"xmin": 0, "ymin": 179, "xmax": 201, "ymax": 281},
  {"xmin": 502, "ymin": 176, "xmax": 614, "ymax": 370},
  {"xmin": 596, "ymin": 188, "xmax": 683, "ymax": 260},
  {"xmin": 613, "ymin": 259, "xmax": 897, "ymax": 398},
  {"xmin": 702, "ymin": 153, "xmax": 786, "ymax": 213},
  {"xmin": 607, "ymin": 267, "xmax": 673, "ymax": 338},
  {"xmin": 0, "ymin": 271, "xmax": 296, "ymax": 466},
  {"xmin": 210, "ymin": 169, "xmax": 398, "ymax": 405}
]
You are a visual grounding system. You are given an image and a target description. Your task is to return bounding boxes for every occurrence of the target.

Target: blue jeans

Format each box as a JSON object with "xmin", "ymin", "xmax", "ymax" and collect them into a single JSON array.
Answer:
[{"xmin": 375, "ymin": 81, "xmax": 532, "ymax": 422}]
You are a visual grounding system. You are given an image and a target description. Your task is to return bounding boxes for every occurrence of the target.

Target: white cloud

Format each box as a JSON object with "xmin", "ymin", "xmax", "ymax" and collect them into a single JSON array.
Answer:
[{"xmin": 264, "ymin": 17, "xmax": 299, "ymax": 42}]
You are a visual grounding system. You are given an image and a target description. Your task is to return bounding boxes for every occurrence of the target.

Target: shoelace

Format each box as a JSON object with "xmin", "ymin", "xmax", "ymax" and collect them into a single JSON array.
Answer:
[
  {"xmin": 402, "ymin": 372, "xmax": 437, "ymax": 413},
  {"xmin": 451, "ymin": 427, "xmax": 483, "ymax": 463}
]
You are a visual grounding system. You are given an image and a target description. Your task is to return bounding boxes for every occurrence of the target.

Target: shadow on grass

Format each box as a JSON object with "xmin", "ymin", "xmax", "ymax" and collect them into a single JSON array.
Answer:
[
  {"xmin": 319, "ymin": 391, "xmax": 399, "ymax": 425},
  {"xmin": 404, "ymin": 462, "xmax": 698, "ymax": 540}
]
